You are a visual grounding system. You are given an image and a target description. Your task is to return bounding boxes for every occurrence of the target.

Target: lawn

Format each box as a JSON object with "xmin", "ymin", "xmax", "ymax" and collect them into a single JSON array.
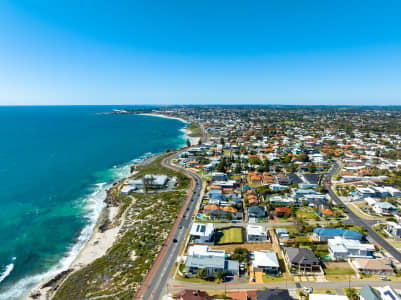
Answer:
[
  {"xmin": 296, "ymin": 207, "xmax": 318, "ymax": 219},
  {"xmin": 324, "ymin": 267, "xmax": 355, "ymax": 276},
  {"xmin": 215, "ymin": 227, "xmax": 243, "ymax": 244},
  {"xmin": 324, "ymin": 262, "xmax": 355, "ymax": 280}
]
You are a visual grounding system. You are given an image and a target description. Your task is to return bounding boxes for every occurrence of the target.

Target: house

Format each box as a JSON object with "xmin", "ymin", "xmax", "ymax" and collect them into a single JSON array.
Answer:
[
  {"xmin": 364, "ymin": 197, "xmax": 377, "ymax": 206},
  {"xmin": 359, "ymin": 285, "xmax": 381, "ymax": 300},
  {"xmin": 275, "ymin": 207, "xmax": 292, "ymax": 216},
  {"xmin": 374, "ymin": 201, "xmax": 398, "ymax": 215},
  {"xmin": 247, "ymin": 205, "xmax": 266, "ymax": 223},
  {"xmin": 356, "ymin": 187, "xmax": 376, "ymax": 198},
  {"xmin": 269, "ymin": 184, "xmax": 288, "ymax": 191},
  {"xmin": 189, "ymin": 223, "xmax": 215, "ymax": 243},
  {"xmin": 313, "ymin": 228, "xmax": 362, "ymax": 241},
  {"xmin": 248, "ymin": 173, "xmax": 262, "ymax": 185},
  {"xmin": 299, "ymin": 183, "xmax": 318, "ymax": 189},
  {"xmin": 328, "ymin": 237, "xmax": 375, "ymax": 260},
  {"xmin": 284, "ymin": 247, "xmax": 321, "ymax": 273},
  {"xmin": 187, "ymin": 245, "xmax": 225, "ymax": 258},
  {"xmin": 309, "ymin": 295, "xmax": 349, "ymax": 300},
  {"xmin": 351, "ymin": 258, "xmax": 394, "ymax": 275},
  {"xmin": 318, "ymin": 208, "xmax": 333, "ymax": 217},
  {"xmin": 184, "ymin": 255, "xmax": 239, "ymax": 277},
  {"xmin": 304, "ymin": 194, "xmax": 327, "ymax": 204},
  {"xmin": 256, "ymin": 289, "xmax": 293, "ymax": 300},
  {"xmin": 269, "ymin": 195, "xmax": 296, "ymax": 205},
  {"xmin": 120, "ymin": 185, "xmax": 136, "ymax": 195},
  {"xmin": 229, "ymin": 290, "xmax": 257, "ymax": 300},
  {"xmin": 252, "ymin": 250, "xmax": 280, "ymax": 275},
  {"xmin": 276, "ymin": 228, "xmax": 289, "ymax": 239},
  {"xmin": 385, "ymin": 221, "xmax": 401, "ymax": 238},
  {"xmin": 377, "ymin": 286, "xmax": 401, "ymax": 300},
  {"xmin": 211, "ymin": 172, "xmax": 228, "ymax": 181},
  {"xmin": 175, "ymin": 290, "xmax": 212, "ymax": 300},
  {"xmin": 144, "ymin": 174, "xmax": 168, "ymax": 188},
  {"xmin": 247, "ymin": 225, "xmax": 267, "ymax": 241}
]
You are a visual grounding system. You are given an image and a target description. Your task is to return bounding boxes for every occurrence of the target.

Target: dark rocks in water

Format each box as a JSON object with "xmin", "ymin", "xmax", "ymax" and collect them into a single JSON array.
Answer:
[
  {"xmin": 98, "ymin": 218, "xmax": 111, "ymax": 233},
  {"xmin": 41, "ymin": 269, "xmax": 73, "ymax": 289},
  {"xmin": 29, "ymin": 291, "xmax": 41, "ymax": 299}
]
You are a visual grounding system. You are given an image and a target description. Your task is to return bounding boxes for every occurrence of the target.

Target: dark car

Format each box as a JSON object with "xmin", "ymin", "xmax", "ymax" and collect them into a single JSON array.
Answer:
[{"xmin": 173, "ymin": 238, "xmax": 178, "ymax": 243}]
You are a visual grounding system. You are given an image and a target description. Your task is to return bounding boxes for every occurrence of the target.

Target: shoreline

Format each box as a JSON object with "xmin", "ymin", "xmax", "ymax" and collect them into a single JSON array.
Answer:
[
  {"xmin": 137, "ymin": 112, "xmax": 189, "ymax": 124},
  {"xmin": 138, "ymin": 113, "xmax": 200, "ymax": 146},
  {"xmin": 26, "ymin": 113, "xmax": 197, "ymax": 300},
  {"xmin": 27, "ymin": 172, "xmax": 135, "ymax": 300}
]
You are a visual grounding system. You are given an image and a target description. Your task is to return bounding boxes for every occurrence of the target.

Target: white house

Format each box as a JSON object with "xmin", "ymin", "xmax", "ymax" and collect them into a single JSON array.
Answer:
[
  {"xmin": 385, "ymin": 222, "xmax": 401, "ymax": 238},
  {"xmin": 252, "ymin": 250, "xmax": 280, "ymax": 275},
  {"xmin": 120, "ymin": 185, "xmax": 136, "ymax": 195},
  {"xmin": 377, "ymin": 286, "xmax": 401, "ymax": 300},
  {"xmin": 328, "ymin": 237, "xmax": 375, "ymax": 260},
  {"xmin": 269, "ymin": 184, "xmax": 288, "ymax": 191},
  {"xmin": 374, "ymin": 201, "xmax": 398, "ymax": 215},
  {"xmin": 187, "ymin": 245, "xmax": 225, "ymax": 258},
  {"xmin": 189, "ymin": 223, "xmax": 215, "ymax": 243},
  {"xmin": 356, "ymin": 187, "xmax": 376, "ymax": 198},
  {"xmin": 144, "ymin": 174, "xmax": 168, "ymax": 188},
  {"xmin": 247, "ymin": 225, "xmax": 267, "ymax": 242},
  {"xmin": 364, "ymin": 197, "xmax": 377, "ymax": 206}
]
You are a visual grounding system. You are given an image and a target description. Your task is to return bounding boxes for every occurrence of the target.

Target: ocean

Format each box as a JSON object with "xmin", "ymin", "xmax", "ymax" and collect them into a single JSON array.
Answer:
[{"xmin": 0, "ymin": 106, "xmax": 187, "ymax": 299}]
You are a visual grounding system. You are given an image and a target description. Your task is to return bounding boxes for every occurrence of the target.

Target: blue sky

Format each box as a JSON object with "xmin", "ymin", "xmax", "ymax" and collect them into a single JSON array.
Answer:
[{"xmin": 1, "ymin": 1, "xmax": 401, "ymax": 105}]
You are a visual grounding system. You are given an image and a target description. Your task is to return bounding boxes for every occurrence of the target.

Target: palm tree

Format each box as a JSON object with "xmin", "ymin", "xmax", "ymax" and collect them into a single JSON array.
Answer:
[{"xmin": 345, "ymin": 288, "xmax": 358, "ymax": 300}]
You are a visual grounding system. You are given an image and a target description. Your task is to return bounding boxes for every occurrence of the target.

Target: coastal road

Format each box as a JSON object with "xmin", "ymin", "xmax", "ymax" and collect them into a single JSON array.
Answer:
[
  {"xmin": 139, "ymin": 132, "xmax": 206, "ymax": 300},
  {"xmin": 325, "ymin": 162, "xmax": 401, "ymax": 263}
]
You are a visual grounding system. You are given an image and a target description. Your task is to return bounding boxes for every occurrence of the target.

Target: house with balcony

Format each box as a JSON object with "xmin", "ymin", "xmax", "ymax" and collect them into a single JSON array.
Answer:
[{"xmin": 328, "ymin": 237, "xmax": 375, "ymax": 260}]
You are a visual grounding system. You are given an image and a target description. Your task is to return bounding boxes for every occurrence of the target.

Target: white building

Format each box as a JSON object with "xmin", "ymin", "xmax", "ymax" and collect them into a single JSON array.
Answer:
[
  {"xmin": 120, "ymin": 185, "xmax": 136, "ymax": 195},
  {"xmin": 377, "ymin": 286, "xmax": 401, "ymax": 300},
  {"xmin": 189, "ymin": 223, "xmax": 215, "ymax": 243},
  {"xmin": 247, "ymin": 225, "xmax": 267, "ymax": 242},
  {"xmin": 364, "ymin": 197, "xmax": 377, "ymax": 206},
  {"xmin": 374, "ymin": 201, "xmax": 398, "ymax": 215},
  {"xmin": 328, "ymin": 237, "xmax": 375, "ymax": 260},
  {"xmin": 385, "ymin": 222, "xmax": 401, "ymax": 238},
  {"xmin": 252, "ymin": 250, "xmax": 280, "ymax": 275},
  {"xmin": 187, "ymin": 245, "xmax": 225, "ymax": 258},
  {"xmin": 144, "ymin": 174, "xmax": 168, "ymax": 187}
]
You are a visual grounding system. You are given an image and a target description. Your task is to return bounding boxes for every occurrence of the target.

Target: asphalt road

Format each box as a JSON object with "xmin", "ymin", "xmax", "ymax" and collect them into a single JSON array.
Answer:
[
  {"xmin": 141, "ymin": 127, "xmax": 206, "ymax": 300},
  {"xmin": 167, "ymin": 278, "xmax": 401, "ymax": 292},
  {"xmin": 325, "ymin": 162, "xmax": 401, "ymax": 263}
]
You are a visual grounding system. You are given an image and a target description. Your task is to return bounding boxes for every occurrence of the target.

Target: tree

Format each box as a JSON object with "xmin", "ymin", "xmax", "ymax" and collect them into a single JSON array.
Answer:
[
  {"xmin": 197, "ymin": 268, "xmax": 208, "ymax": 280},
  {"xmin": 294, "ymin": 216, "xmax": 305, "ymax": 233},
  {"xmin": 186, "ymin": 138, "xmax": 191, "ymax": 147},
  {"xmin": 232, "ymin": 248, "xmax": 248, "ymax": 262},
  {"xmin": 215, "ymin": 270, "xmax": 227, "ymax": 282},
  {"xmin": 345, "ymin": 288, "xmax": 358, "ymax": 300},
  {"xmin": 216, "ymin": 158, "xmax": 227, "ymax": 172}
]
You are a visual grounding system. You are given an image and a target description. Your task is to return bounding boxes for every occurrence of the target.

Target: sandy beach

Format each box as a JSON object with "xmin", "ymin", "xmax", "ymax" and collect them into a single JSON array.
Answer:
[
  {"xmin": 138, "ymin": 112, "xmax": 189, "ymax": 124},
  {"xmin": 28, "ymin": 205, "xmax": 124, "ymax": 300},
  {"xmin": 139, "ymin": 113, "xmax": 200, "ymax": 146},
  {"xmin": 27, "ymin": 174, "xmax": 136, "ymax": 300}
]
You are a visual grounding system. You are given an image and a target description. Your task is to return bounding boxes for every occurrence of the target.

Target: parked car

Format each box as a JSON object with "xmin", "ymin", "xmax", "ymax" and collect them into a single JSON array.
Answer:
[{"xmin": 380, "ymin": 276, "xmax": 391, "ymax": 281}]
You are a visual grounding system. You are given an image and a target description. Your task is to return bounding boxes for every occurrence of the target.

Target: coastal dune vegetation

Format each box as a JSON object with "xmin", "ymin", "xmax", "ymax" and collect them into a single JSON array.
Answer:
[{"xmin": 52, "ymin": 152, "xmax": 189, "ymax": 299}]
